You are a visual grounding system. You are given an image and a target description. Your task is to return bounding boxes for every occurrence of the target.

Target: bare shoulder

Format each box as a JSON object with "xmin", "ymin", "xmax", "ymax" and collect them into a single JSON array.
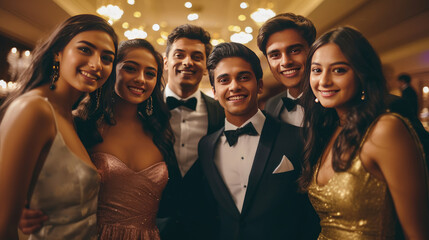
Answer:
[
  {"xmin": 366, "ymin": 114, "xmax": 411, "ymax": 145},
  {"xmin": 363, "ymin": 113, "xmax": 422, "ymax": 166},
  {"xmin": 1, "ymin": 95, "xmax": 55, "ymax": 137}
]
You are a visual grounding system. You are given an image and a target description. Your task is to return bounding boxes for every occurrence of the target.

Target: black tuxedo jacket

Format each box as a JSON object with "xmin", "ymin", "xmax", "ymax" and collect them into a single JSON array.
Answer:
[
  {"xmin": 264, "ymin": 91, "xmax": 287, "ymax": 120},
  {"xmin": 198, "ymin": 114, "xmax": 318, "ymax": 240},
  {"xmin": 157, "ymin": 91, "xmax": 224, "ymax": 240},
  {"xmin": 401, "ymin": 86, "xmax": 419, "ymax": 118}
]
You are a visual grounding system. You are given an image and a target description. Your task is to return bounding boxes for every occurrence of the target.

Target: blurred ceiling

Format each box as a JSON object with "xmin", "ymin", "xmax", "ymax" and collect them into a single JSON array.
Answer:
[{"xmin": 1, "ymin": 0, "xmax": 429, "ymax": 77}]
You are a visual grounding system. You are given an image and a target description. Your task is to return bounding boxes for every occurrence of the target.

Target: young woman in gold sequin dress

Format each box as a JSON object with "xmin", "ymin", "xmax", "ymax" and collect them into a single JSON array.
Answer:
[{"xmin": 299, "ymin": 26, "xmax": 429, "ymax": 239}]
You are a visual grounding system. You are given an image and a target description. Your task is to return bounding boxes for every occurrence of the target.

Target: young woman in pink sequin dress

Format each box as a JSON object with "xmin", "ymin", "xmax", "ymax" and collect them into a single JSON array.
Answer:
[{"xmin": 76, "ymin": 38, "xmax": 175, "ymax": 239}]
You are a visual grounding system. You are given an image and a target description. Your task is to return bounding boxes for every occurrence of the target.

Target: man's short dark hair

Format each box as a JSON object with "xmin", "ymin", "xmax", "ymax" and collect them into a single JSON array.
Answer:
[
  {"xmin": 398, "ymin": 73, "xmax": 412, "ymax": 83},
  {"xmin": 207, "ymin": 42, "xmax": 263, "ymax": 87},
  {"xmin": 165, "ymin": 24, "xmax": 212, "ymax": 59},
  {"xmin": 257, "ymin": 12, "xmax": 316, "ymax": 55}
]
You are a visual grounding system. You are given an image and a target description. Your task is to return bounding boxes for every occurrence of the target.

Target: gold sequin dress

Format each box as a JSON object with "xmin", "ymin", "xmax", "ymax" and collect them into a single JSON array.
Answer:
[{"xmin": 308, "ymin": 113, "xmax": 426, "ymax": 240}]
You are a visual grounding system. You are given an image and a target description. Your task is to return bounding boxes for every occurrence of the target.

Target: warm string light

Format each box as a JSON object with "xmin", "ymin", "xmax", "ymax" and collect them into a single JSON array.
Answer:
[
  {"xmin": 238, "ymin": 15, "xmax": 246, "ymax": 21},
  {"xmin": 152, "ymin": 24, "xmax": 160, "ymax": 31},
  {"xmin": 187, "ymin": 13, "xmax": 199, "ymax": 21},
  {"xmin": 7, "ymin": 47, "xmax": 31, "ymax": 82},
  {"xmin": 240, "ymin": 2, "xmax": 249, "ymax": 9},
  {"xmin": 157, "ymin": 38, "xmax": 166, "ymax": 45},
  {"xmin": 0, "ymin": 80, "xmax": 18, "ymax": 94},
  {"xmin": 185, "ymin": 2, "xmax": 192, "ymax": 8}
]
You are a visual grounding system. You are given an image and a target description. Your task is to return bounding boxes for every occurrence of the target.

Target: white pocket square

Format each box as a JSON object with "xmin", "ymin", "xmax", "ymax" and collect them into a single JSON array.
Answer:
[{"xmin": 273, "ymin": 155, "xmax": 294, "ymax": 174}]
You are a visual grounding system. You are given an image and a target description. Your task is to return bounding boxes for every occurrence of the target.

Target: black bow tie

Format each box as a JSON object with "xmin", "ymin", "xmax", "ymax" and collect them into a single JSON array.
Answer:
[
  {"xmin": 281, "ymin": 97, "xmax": 300, "ymax": 111},
  {"xmin": 166, "ymin": 96, "xmax": 197, "ymax": 111},
  {"xmin": 224, "ymin": 122, "xmax": 258, "ymax": 147}
]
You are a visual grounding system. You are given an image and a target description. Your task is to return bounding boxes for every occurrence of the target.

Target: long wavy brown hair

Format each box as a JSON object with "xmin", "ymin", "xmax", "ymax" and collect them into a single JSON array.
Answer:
[
  {"xmin": 74, "ymin": 38, "xmax": 176, "ymax": 168},
  {"xmin": 0, "ymin": 14, "xmax": 118, "ymax": 120},
  {"xmin": 299, "ymin": 26, "xmax": 387, "ymax": 191}
]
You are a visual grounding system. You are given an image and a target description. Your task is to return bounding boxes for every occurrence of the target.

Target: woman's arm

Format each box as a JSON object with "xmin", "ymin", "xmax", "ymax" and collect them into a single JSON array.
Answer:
[
  {"xmin": 0, "ymin": 97, "xmax": 55, "ymax": 239},
  {"xmin": 363, "ymin": 114, "xmax": 429, "ymax": 239}
]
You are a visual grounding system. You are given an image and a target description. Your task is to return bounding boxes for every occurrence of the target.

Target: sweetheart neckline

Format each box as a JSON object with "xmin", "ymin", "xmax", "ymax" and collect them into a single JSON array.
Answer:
[{"xmin": 91, "ymin": 152, "xmax": 166, "ymax": 173}]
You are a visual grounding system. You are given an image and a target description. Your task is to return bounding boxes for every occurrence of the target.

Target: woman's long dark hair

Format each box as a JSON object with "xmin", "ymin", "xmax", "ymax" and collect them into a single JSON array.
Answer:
[
  {"xmin": 75, "ymin": 39, "xmax": 176, "ymax": 167},
  {"xmin": 299, "ymin": 26, "xmax": 387, "ymax": 191},
  {"xmin": 0, "ymin": 14, "xmax": 118, "ymax": 120}
]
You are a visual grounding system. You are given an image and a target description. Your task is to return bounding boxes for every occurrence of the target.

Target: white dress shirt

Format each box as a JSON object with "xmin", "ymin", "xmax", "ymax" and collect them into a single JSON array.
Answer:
[
  {"xmin": 214, "ymin": 110, "xmax": 265, "ymax": 212},
  {"xmin": 279, "ymin": 89, "xmax": 304, "ymax": 127},
  {"xmin": 165, "ymin": 84, "xmax": 208, "ymax": 177}
]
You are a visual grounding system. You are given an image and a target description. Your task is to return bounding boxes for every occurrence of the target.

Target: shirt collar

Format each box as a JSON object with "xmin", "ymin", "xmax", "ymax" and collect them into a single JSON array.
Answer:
[
  {"xmin": 224, "ymin": 109, "xmax": 265, "ymax": 135},
  {"xmin": 286, "ymin": 89, "xmax": 303, "ymax": 100},
  {"xmin": 165, "ymin": 83, "xmax": 202, "ymax": 102}
]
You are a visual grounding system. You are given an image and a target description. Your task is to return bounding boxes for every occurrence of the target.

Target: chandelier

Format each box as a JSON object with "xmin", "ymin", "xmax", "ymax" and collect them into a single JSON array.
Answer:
[
  {"xmin": 250, "ymin": 8, "xmax": 275, "ymax": 25},
  {"xmin": 96, "ymin": 1, "xmax": 124, "ymax": 24}
]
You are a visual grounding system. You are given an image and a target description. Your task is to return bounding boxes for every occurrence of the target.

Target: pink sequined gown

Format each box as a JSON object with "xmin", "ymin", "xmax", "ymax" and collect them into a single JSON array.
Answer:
[{"xmin": 91, "ymin": 152, "xmax": 168, "ymax": 240}]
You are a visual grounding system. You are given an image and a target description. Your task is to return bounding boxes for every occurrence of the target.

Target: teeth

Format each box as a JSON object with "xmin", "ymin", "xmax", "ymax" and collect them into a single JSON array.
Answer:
[
  {"xmin": 320, "ymin": 90, "xmax": 337, "ymax": 96},
  {"xmin": 281, "ymin": 69, "xmax": 298, "ymax": 75},
  {"xmin": 228, "ymin": 95, "xmax": 245, "ymax": 101},
  {"xmin": 129, "ymin": 87, "xmax": 144, "ymax": 93},
  {"xmin": 81, "ymin": 71, "xmax": 98, "ymax": 80},
  {"xmin": 180, "ymin": 70, "xmax": 193, "ymax": 74}
]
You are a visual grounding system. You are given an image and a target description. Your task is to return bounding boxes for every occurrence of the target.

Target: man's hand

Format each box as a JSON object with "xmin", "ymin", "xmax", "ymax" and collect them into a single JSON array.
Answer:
[{"xmin": 18, "ymin": 208, "xmax": 48, "ymax": 234}]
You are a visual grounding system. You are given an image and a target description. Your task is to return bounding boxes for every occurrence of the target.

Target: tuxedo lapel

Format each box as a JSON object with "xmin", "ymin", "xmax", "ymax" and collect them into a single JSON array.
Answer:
[
  {"xmin": 201, "ymin": 92, "xmax": 225, "ymax": 134},
  {"xmin": 273, "ymin": 92, "xmax": 287, "ymax": 118},
  {"xmin": 241, "ymin": 116, "xmax": 280, "ymax": 214},
  {"xmin": 201, "ymin": 128, "xmax": 241, "ymax": 217}
]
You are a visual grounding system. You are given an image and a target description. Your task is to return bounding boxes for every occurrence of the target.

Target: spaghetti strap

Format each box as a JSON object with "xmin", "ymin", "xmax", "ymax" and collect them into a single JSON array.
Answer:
[
  {"xmin": 21, "ymin": 95, "xmax": 59, "ymax": 132},
  {"xmin": 39, "ymin": 97, "xmax": 59, "ymax": 132},
  {"xmin": 360, "ymin": 112, "xmax": 425, "ymax": 160},
  {"xmin": 24, "ymin": 96, "xmax": 60, "ymax": 204},
  {"xmin": 24, "ymin": 94, "xmax": 100, "ymax": 238}
]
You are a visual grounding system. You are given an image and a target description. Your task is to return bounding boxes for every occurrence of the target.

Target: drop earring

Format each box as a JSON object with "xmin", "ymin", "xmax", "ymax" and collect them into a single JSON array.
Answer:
[
  {"xmin": 96, "ymin": 88, "xmax": 102, "ymax": 110},
  {"xmin": 49, "ymin": 61, "xmax": 59, "ymax": 90},
  {"xmin": 314, "ymin": 97, "xmax": 319, "ymax": 103},
  {"xmin": 146, "ymin": 96, "xmax": 153, "ymax": 116},
  {"xmin": 361, "ymin": 90, "xmax": 365, "ymax": 101}
]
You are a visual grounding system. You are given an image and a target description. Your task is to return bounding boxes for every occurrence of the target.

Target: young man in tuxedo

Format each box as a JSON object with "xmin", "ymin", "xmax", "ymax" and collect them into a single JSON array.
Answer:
[
  {"xmin": 157, "ymin": 24, "xmax": 224, "ymax": 240},
  {"xmin": 257, "ymin": 13, "xmax": 316, "ymax": 127},
  {"xmin": 199, "ymin": 42, "xmax": 317, "ymax": 239}
]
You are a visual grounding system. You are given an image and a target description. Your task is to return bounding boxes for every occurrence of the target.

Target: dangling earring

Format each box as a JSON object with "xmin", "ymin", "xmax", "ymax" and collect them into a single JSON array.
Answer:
[
  {"xmin": 314, "ymin": 97, "xmax": 319, "ymax": 103},
  {"xmin": 361, "ymin": 90, "xmax": 365, "ymax": 101},
  {"xmin": 49, "ymin": 61, "xmax": 59, "ymax": 90},
  {"xmin": 146, "ymin": 96, "xmax": 153, "ymax": 116},
  {"xmin": 96, "ymin": 88, "xmax": 102, "ymax": 110}
]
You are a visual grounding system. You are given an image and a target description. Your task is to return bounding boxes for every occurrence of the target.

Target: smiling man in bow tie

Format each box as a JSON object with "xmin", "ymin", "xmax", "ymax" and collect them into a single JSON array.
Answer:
[
  {"xmin": 198, "ymin": 42, "xmax": 315, "ymax": 240},
  {"xmin": 157, "ymin": 24, "xmax": 225, "ymax": 240},
  {"xmin": 257, "ymin": 13, "xmax": 316, "ymax": 127}
]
